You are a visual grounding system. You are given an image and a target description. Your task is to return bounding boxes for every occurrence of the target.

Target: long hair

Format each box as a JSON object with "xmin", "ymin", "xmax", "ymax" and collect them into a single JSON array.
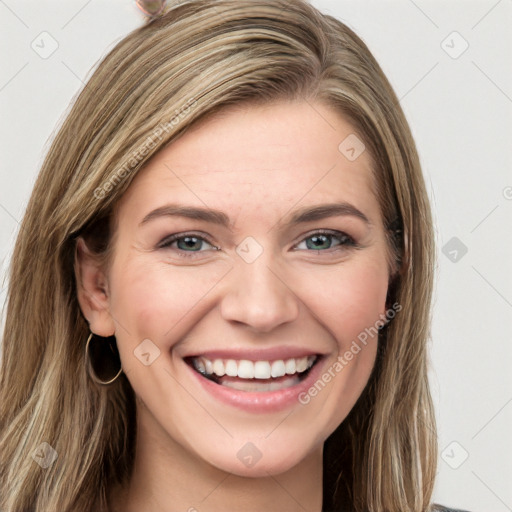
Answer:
[{"xmin": 0, "ymin": 1, "xmax": 437, "ymax": 510}]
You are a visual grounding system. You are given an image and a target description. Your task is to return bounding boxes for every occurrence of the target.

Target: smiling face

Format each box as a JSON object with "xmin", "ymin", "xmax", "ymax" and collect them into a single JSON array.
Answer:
[{"xmin": 78, "ymin": 100, "xmax": 392, "ymax": 478}]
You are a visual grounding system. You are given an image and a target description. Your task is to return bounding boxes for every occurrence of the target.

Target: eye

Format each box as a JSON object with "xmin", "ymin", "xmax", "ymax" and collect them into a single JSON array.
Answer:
[
  {"xmin": 157, "ymin": 229, "xmax": 358, "ymax": 260},
  {"xmin": 294, "ymin": 229, "xmax": 357, "ymax": 252},
  {"xmin": 158, "ymin": 232, "xmax": 218, "ymax": 258}
]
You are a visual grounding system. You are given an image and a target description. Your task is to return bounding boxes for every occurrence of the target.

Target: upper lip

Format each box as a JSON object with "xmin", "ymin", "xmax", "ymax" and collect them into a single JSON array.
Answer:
[{"xmin": 183, "ymin": 346, "xmax": 325, "ymax": 362}]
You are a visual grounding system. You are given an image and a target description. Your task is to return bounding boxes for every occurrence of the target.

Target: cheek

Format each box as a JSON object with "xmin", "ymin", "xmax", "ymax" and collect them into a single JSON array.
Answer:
[
  {"xmin": 108, "ymin": 259, "xmax": 230, "ymax": 345},
  {"xmin": 301, "ymin": 258, "xmax": 389, "ymax": 341},
  {"xmin": 298, "ymin": 261, "xmax": 388, "ymax": 429}
]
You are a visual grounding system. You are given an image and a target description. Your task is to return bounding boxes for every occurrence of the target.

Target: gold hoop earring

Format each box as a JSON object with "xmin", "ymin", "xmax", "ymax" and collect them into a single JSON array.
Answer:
[{"xmin": 85, "ymin": 332, "xmax": 123, "ymax": 385}]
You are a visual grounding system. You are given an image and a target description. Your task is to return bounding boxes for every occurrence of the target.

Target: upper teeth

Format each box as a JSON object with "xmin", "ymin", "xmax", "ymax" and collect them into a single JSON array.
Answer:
[{"xmin": 191, "ymin": 356, "xmax": 317, "ymax": 379}]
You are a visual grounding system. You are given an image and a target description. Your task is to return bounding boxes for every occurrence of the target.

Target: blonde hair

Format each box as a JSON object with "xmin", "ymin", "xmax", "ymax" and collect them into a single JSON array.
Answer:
[{"xmin": 0, "ymin": 1, "xmax": 439, "ymax": 510}]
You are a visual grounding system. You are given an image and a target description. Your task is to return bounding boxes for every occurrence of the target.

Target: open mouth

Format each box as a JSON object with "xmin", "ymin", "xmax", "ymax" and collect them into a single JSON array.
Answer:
[{"xmin": 185, "ymin": 355, "xmax": 320, "ymax": 392}]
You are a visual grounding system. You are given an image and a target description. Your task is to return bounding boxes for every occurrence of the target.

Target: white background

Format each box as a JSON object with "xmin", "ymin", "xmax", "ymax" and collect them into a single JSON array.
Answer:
[{"xmin": 1, "ymin": 1, "xmax": 511, "ymax": 511}]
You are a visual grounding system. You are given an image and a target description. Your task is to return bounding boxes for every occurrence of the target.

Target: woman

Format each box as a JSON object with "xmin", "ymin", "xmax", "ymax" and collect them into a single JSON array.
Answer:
[{"xmin": 0, "ymin": 1, "xmax": 470, "ymax": 511}]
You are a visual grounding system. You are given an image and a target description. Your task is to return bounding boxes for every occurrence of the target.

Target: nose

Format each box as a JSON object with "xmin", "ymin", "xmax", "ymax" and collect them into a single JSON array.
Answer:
[{"xmin": 220, "ymin": 257, "xmax": 300, "ymax": 333}]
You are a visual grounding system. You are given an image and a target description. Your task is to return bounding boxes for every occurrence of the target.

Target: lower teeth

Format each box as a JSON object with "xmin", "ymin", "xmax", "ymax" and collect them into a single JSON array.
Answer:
[{"xmin": 220, "ymin": 375, "xmax": 300, "ymax": 392}]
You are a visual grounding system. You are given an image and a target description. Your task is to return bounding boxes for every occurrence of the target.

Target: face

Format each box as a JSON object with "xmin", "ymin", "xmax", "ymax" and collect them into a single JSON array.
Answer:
[{"xmin": 80, "ymin": 100, "xmax": 391, "ymax": 477}]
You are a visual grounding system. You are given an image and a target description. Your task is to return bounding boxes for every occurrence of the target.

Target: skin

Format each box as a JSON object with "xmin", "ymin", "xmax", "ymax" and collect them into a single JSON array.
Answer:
[{"xmin": 76, "ymin": 100, "xmax": 392, "ymax": 512}]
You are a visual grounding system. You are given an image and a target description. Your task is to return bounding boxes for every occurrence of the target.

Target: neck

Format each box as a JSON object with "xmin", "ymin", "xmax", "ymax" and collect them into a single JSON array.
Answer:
[{"xmin": 109, "ymin": 403, "xmax": 324, "ymax": 512}]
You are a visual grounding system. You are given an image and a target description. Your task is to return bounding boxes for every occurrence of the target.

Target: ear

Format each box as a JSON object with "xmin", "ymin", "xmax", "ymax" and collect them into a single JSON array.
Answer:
[{"xmin": 74, "ymin": 236, "xmax": 116, "ymax": 337}]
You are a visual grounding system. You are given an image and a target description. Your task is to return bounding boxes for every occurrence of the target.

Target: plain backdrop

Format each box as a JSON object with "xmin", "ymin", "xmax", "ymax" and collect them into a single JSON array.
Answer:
[{"xmin": 1, "ymin": 1, "xmax": 511, "ymax": 511}]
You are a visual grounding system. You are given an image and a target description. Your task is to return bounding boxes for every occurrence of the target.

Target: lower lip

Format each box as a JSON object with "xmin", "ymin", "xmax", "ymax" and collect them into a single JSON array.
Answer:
[{"xmin": 186, "ymin": 357, "xmax": 326, "ymax": 413}]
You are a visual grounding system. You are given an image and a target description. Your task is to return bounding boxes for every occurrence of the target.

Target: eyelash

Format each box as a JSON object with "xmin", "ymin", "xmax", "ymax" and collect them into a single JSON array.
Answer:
[{"xmin": 157, "ymin": 230, "xmax": 358, "ymax": 259}]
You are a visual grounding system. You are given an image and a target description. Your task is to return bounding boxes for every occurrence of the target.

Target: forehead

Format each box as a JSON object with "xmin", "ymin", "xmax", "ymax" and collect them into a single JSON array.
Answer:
[{"xmin": 116, "ymin": 100, "xmax": 381, "ymax": 228}]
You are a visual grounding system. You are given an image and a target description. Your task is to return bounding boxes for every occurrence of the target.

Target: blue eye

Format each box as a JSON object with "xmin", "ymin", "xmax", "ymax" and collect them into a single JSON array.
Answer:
[
  {"xmin": 158, "ymin": 229, "xmax": 357, "ymax": 259},
  {"xmin": 158, "ymin": 233, "xmax": 217, "ymax": 258},
  {"xmin": 294, "ymin": 230, "xmax": 356, "ymax": 252}
]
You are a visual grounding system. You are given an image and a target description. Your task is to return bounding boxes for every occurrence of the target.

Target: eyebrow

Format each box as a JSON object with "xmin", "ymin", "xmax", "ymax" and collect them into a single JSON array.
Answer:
[{"xmin": 139, "ymin": 202, "xmax": 370, "ymax": 229}]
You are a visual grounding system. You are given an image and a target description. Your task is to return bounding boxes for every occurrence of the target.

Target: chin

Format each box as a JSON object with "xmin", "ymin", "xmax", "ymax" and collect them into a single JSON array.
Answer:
[{"xmin": 188, "ymin": 430, "xmax": 323, "ymax": 478}]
